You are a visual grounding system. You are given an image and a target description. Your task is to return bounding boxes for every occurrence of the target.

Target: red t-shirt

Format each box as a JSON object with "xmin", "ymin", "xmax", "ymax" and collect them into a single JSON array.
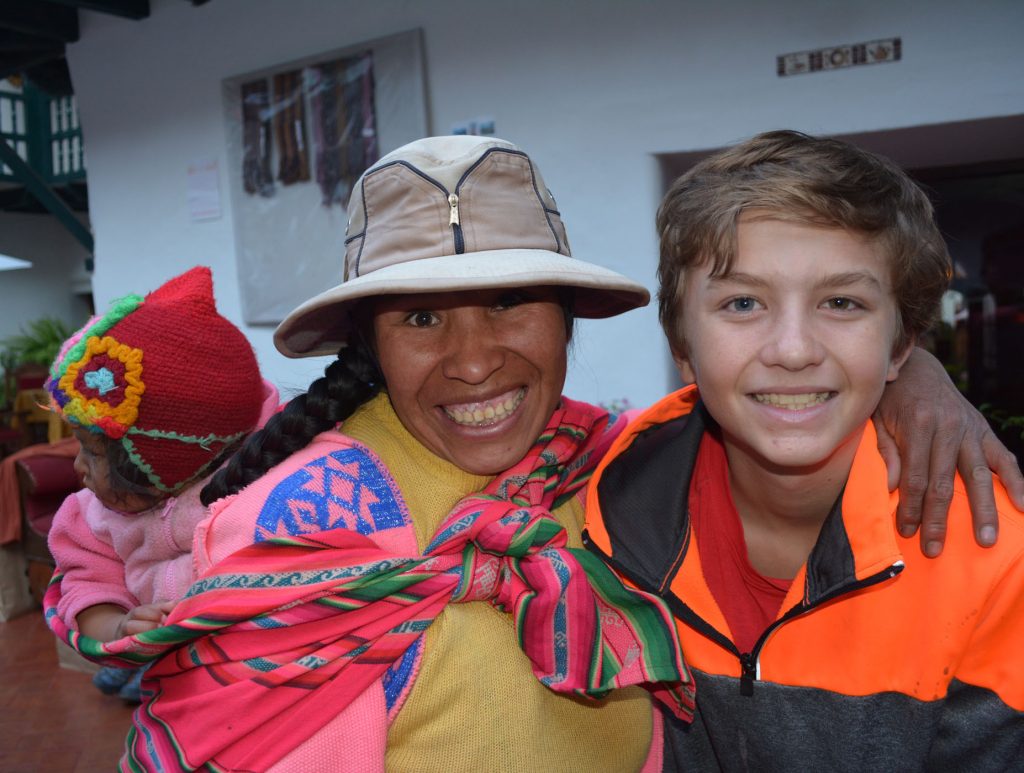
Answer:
[{"xmin": 690, "ymin": 431, "xmax": 792, "ymax": 654}]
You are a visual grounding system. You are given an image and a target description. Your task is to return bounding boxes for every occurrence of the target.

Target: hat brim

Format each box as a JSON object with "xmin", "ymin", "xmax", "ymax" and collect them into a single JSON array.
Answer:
[{"xmin": 274, "ymin": 249, "xmax": 651, "ymax": 358}]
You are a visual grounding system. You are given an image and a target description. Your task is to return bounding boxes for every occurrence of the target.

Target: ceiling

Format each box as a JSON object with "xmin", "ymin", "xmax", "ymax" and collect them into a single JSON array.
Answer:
[{"xmin": 0, "ymin": 0, "xmax": 210, "ymax": 96}]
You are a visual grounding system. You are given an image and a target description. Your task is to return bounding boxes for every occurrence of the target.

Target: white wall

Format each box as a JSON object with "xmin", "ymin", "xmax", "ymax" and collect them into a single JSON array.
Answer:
[
  {"xmin": 67, "ymin": 0, "xmax": 1024, "ymax": 406},
  {"xmin": 0, "ymin": 212, "xmax": 92, "ymax": 344}
]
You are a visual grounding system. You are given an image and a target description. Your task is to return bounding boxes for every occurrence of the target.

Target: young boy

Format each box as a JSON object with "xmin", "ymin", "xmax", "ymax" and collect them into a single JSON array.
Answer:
[{"xmin": 584, "ymin": 131, "xmax": 1024, "ymax": 770}]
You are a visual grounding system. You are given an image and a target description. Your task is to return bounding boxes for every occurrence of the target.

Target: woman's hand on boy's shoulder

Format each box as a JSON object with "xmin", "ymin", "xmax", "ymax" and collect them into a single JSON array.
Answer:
[{"xmin": 874, "ymin": 347, "xmax": 1024, "ymax": 558}]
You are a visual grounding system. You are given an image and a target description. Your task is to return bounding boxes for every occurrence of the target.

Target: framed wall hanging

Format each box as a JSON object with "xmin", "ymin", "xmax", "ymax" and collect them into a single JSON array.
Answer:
[{"xmin": 223, "ymin": 29, "xmax": 429, "ymax": 325}]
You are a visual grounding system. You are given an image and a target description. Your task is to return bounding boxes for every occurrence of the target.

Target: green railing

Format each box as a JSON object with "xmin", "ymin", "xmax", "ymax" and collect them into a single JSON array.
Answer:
[
  {"xmin": 47, "ymin": 94, "xmax": 84, "ymax": 183},
  {"xmin": 0, "ymin": 82, "xmax": 85, "ymax": 184}
]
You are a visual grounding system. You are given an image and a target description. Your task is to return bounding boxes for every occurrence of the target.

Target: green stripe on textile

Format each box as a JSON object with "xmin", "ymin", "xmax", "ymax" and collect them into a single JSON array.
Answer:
[
  {"xmin": 122, "ymin": 726, "xmax": 144, "ymax": 773},
  {"xmin": 314, "ymin": 597, "xmax": 367, "ymax": 610},
  {"xmin": 575, "ymin": 550, "xmax": 681, "ymax": 671}
]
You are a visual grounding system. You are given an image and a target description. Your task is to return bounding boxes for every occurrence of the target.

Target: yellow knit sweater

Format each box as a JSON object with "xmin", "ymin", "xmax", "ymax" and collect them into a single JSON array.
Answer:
[{"xmin": 342, "ymin": 394, "xmax": 653, "ymax": 772}]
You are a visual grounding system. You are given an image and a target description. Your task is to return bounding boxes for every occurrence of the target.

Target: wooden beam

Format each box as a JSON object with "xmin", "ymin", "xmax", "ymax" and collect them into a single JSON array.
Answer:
[
  {"xmin": 0, "ymin": 49, "xmax": 66, "ymax": 83},
  {"xmin": 45, "ymin": 1, "xmax": 150, "ymax": 21},
  {"xmin": 0, "ymin": 29, "xmax": 64, "ymax": 52},
  {"xmin": 25, "ymin": 57, "xmax": 74, "ymax": 96},
  {"xmin": 0, "ymin": 2, "xmax": 79, "ymax": 44}
]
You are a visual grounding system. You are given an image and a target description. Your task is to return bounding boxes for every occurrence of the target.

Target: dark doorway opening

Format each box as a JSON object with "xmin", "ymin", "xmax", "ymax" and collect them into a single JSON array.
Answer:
[{"xmin": 914, "ymin": 162, "xmax": 1024, "ymax": 462}]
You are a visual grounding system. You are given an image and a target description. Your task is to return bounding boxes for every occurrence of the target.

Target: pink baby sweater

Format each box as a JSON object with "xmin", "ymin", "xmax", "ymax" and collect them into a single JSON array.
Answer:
[
  {"xmin": 48, "ymin": 379, "xmax": 281, "ymax": 629},
  {"xmin": 48, "ymin": 481, "xmax": 208, "ymax": 627}
]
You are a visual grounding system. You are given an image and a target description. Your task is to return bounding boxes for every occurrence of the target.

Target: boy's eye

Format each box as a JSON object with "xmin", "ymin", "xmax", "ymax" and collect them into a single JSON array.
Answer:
[
  {"xmin": 403, "ymin": 310, "xmax": 440, "ymax": 328},
  {"xmin": 724, "ymin": 296, "xmax": 760, "ymax": 313},
  {"xmin": 823, "ymin": 297, "xmax": 861, "ymax": 312}
]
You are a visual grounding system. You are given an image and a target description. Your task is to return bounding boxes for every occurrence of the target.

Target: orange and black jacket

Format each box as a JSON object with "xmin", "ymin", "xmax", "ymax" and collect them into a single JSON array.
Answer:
[{"xmin": 584, "ymin": 386, "xmax": 1024, "ymax": 772}]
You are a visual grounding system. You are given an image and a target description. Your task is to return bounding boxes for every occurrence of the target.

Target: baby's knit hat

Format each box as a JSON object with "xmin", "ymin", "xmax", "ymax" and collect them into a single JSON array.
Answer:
[{"xmin": 47, "ymin": 266, "xmax": 264, "ymax": 494}]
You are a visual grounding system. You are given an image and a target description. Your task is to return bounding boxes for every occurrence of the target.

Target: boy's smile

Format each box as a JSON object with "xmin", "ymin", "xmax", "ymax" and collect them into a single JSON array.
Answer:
[{"xmin": 675, "ymin": 214, "xmax": 912, "ymax": 480}]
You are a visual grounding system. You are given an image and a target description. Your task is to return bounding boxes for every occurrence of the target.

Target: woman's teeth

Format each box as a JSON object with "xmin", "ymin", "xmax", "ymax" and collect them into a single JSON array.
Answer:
[
  {"xmin": 754, "ymin": 392, "xmax": 832, "ymax": 410},
  {"xmin": 444, "ymin": 389, "xmax": 525, "ymax": 426}
]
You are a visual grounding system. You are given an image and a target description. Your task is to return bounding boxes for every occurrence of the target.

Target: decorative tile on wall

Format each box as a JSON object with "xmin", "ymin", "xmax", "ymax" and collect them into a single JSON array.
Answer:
[{"xmin": 777, "ymin": 37, "xmax": 901, "ymax": 77}]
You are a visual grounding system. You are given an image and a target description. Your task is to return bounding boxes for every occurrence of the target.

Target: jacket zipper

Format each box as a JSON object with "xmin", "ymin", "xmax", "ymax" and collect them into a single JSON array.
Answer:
[
  {"xmin": 736, "ymin": 561, "xmax": 905, "ymax": 695},
  {"xmin": 586, "ymin": 530, "xmax": 905, "ymax": 697}
]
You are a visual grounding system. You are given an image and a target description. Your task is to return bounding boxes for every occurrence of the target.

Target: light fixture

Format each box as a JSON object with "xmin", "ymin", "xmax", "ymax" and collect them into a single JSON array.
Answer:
[{"xmin": 0, "ymin": 253, "xmax": 32, "ymax": 271}]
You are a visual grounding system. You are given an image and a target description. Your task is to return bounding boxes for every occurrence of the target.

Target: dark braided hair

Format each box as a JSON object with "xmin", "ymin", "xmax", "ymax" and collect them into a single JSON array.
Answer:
[{"xmin": 200, "ymin": 337, "xmax": 382, "ymax": 506}]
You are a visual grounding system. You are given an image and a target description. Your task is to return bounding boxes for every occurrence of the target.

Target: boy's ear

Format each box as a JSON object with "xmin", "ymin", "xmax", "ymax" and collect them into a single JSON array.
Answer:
[
  {"xmin": 672, "ymin": 347, "xmax": 697, "ymax": 386},
  {"xmin": 886, "ymin": 339, "xmax": 916, "ymax": 382}
]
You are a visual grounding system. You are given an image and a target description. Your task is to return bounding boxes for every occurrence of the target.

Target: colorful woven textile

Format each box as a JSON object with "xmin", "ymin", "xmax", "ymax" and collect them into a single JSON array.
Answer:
[{"xmin": 45, "ymin": 398, "xmax": 693, "ymax": 771}]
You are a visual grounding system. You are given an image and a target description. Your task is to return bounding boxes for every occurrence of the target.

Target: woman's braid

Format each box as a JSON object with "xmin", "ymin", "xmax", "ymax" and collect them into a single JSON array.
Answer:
[{"xmin": 200, "ymin": 342, "xmax": 382, "ymax": 506}]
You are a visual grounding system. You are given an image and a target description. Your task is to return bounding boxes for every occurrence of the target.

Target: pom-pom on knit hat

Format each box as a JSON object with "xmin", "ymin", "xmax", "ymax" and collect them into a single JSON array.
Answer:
[{"xmin": 47, "ymin": 266, "xmax": 264, "ymax": 494}]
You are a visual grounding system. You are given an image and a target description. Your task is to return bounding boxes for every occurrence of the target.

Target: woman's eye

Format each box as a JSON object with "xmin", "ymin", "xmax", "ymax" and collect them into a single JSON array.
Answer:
[
  {"xmin": 725, "ymin": 296, "xmax": 759, "ymax": 313},
  {"xmin": 824, "ymin": 297, "xmax": 860, "ymax": 311},
  {"xmin": 404, "ymin": 310, "xmax": 439, "ymax": 327}
]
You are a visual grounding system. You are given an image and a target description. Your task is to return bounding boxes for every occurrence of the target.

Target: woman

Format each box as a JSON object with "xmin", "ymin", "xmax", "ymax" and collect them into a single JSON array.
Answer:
[{"xmin": 106, "ymin": 136, "xmax": 1017, "ymax": 771}]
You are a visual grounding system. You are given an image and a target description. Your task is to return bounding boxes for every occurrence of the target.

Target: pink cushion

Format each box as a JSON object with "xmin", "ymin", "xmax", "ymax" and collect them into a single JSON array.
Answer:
[{"xmin": 17, "ymin": 455, "xmax": 82, "ymax": 537}]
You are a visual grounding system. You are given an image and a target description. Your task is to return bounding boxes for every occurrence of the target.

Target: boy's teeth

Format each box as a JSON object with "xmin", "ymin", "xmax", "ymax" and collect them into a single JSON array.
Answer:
[
  {"xmin": 754, "ymin": 392, "xmax": 831, "ymax": 410},
  {"xmin": 444, "ymin": 389, "xmax": 524, "ymax": 427}
]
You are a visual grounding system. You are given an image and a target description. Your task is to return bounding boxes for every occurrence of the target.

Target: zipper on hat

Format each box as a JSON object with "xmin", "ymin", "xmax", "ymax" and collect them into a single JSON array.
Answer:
[
  {"xmin": 369, "ymin": 160, "xmax": 468, "ymax": 254},
  {"xmin": 378, "ymin": 148, "xmax": 548, "ymax": 258},
  {"xmin": 448, "ymin": 193, "xmax": 460, "ymax": 226},
  {"xmin": 448, "ymin": 192, "xmax": 465, "ymax": 253}
]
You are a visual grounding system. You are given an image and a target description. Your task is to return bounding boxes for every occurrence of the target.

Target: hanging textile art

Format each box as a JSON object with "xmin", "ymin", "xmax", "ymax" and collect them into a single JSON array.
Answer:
[
  {"xmin": 224, "ymin": 30, "xmax": 425, "ymax": 326},
  {"xmin": 240, "ymin": 79, "xmax": 274, "ymax": 197},
  {"xmin": 308, "ymin": 51, "xmax": 378, "ymax": 207},
  {"xmin": 272, "ymin": 70, "xmax": 310, "ymax": 186}
]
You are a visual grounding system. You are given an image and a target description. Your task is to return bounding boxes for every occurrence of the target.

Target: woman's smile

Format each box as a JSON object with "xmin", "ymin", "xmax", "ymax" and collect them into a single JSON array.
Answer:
[{"xmin": 441, "ymin": 387, "xmax": 526, "ymax": 427}]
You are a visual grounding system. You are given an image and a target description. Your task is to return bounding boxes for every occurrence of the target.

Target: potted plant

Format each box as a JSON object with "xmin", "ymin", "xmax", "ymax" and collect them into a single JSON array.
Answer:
[{"xmin": 0, "ymin": 316, "xmax": 75, "ymax": 408}]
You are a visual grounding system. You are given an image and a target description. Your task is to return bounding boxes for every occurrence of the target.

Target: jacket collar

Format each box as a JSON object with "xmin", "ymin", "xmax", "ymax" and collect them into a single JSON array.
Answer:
[{"xmin": 585, "ymin": 386, "xmax": 904, "ymax": 605}]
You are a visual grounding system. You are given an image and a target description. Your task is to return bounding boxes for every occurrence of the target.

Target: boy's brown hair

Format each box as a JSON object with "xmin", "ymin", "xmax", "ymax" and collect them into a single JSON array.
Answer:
[{"xmin": 656, "ymin": 130, "xmax": 952, "ymax": 356}]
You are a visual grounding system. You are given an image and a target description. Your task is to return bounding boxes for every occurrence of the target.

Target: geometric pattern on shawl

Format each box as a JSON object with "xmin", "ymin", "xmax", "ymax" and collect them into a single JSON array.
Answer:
[
  {"xmin": 253, "ymin": 446, "xmax": 420, "ymax": 714},
  {"xmin": 254, "ymin": 448, "xmax": 408, "ymax": 541}
]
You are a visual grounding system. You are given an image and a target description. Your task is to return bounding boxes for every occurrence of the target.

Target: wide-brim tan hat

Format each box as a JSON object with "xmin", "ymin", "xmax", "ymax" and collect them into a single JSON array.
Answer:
[{"xmin": 275, "ymin": 135, "xmax": 650, "ymax": 358}]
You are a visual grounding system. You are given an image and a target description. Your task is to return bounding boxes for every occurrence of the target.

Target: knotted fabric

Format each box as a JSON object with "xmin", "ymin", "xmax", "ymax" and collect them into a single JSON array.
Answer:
[{"xmin": 45, "ymin": 398, "xmax": 694, "ymax": 772}]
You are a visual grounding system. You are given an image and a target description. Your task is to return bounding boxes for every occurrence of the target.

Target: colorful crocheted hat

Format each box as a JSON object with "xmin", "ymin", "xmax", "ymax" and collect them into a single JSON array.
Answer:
[{"xmin": 47, "ymin": 266, "xmax": 264, "ymax": 494}]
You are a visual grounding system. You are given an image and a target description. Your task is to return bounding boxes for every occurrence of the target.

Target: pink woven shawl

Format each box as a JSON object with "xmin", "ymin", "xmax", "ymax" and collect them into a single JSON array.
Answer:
[{"xmin": 45, "ymin": 397, "xmax": 694, "ymax": 771}]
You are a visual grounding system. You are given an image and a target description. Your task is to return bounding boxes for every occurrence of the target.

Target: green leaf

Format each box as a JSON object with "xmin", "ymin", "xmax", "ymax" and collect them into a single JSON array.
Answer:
[{"xmin": 0, "ymin": 316, "xmax": 75, "ymax": 367}]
